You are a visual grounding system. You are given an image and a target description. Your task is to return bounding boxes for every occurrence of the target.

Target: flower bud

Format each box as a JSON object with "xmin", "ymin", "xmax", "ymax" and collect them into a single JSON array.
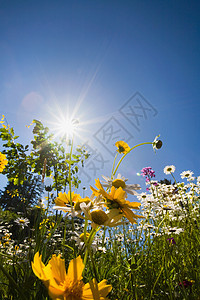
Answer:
[{"xmin": 79, "ymin": 232, "xmax": 90, "ymax": 242}]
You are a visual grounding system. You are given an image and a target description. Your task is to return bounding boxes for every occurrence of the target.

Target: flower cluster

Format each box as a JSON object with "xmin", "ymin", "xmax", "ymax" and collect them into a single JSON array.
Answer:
[
  {"xmin": 54, "ymin": 174, "xmax": 143, "ymax": 228},
  {"xmin": 138, "ymin": 166, "xmax": 200, "ymax": 238},
  {"xmin": 141, "ymin": 167, "xmax": 156, "ymax": 182}
]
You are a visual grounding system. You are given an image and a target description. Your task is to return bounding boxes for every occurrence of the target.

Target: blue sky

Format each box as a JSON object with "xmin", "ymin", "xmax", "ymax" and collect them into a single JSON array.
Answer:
[{"xmin": 0, "ymin": 0, "xmax": 199, "ymax": 195}]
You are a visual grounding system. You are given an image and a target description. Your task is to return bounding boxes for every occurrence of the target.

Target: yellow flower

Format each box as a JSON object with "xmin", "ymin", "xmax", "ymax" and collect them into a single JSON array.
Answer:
[
  {"xmin": 115, "ymin": 141, "xmax": 130, "ymax": 154},
  {"xmin": 105, "ymin": 186, "xmax": 143, "ymax": 224},
  {"xmin": 91, "ymin": 179, "xmax": 143, "ymax": 224},
  {"xmin": 32, "ymin": 252, "xmax": 112, "ymax": 300},
  {"xmin": 54, "ymin": 191, "xmax": 81, "ymax": 207},
  {"xmin": 0, "ymin": 152, "xmax": 8, "ymax": 172}
]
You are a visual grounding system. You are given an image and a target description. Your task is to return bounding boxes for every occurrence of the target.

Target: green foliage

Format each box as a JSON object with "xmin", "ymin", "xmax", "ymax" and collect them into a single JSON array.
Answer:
[
  {"xmin": 0, "ymin": 176, "xmax": 43, "ymax": 213},
  {"xmin": 0, "ymin": 120, "xmax": 88, "ymax": 203}
]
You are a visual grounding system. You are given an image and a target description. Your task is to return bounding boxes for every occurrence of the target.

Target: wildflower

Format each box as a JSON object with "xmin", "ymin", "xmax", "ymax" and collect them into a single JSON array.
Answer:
[
  {"xmin": 163, "ymin": 227, "xmax": 184, "ymax": 235},
  {"xmin": 152, "ymin": 135, "xmax": 162, "ymax": 150},
  {"xmin": 137, "ymin": 193, "xmax": 147, "ymax": 201},
  {"xmin": 14, "ymin": 217, "xmax": 30, "ymax": 229},
  {"xmin": 180, "ymin": 170, "xmax": 194, "ymax": 180},
  {"xmin": 53, "ymin": 192, "xmax": 83, "ymax": 215},
  {"xmin": 167, "ymin": 237, "xmax": 176, "ymax": 245},
  {"xmin": 32, "ymin": 252, "xmax": 112, "ymax": 299},
  {"xmin": 101, "ymin": 174, "xmax": 141, "ymax": 195},
  {"xmin": 0, "ymin": 152, "xmax": 8, "ymax": 172},
  {"xmin": 178, "ymin": 280, "xmax": 194, "ymax": 288},
  {"xmin": 54, "ymin": 191, "xmax": 81, "ymax": 207},
  {"xmin": 141, "ymin": 167, "xmax": 155, "ymax": 182},
  {"xmin": 115, "ymin": 141, "xmax": 130, "ymax": 154},
  {"xmin": 141, "ymin": 167, "xmax": 155, "ymax": 178},
  {"xmin": 90, "ymin": 210, "xmax": 109, "ymax": 225},
  {"xmin": 163, "ymin": 205, "xmax": 173, "ymax": 210},
  {"xmin": 91, "ymin": 179, "xmax": 143, "ymax": 224},
  {"xmin": 164, "ymin": 165, "xmax": 176, "ymax": 175}
]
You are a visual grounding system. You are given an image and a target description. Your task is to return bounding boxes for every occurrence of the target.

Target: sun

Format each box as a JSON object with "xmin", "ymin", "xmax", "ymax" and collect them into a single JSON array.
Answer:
[
  {"xmin": 44, "ymin": 96, "xmax": 110, "ymax": 145},
  {"xmin": 52, "ymin": 114, "xmax": 79, "ymax": 140}
]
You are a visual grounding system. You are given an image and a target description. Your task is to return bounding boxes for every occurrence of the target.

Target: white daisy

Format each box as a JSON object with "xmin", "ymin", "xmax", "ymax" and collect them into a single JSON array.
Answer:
[
  {"xmin": 101, "ymin": 174, "xmax": 141, "ymax": 195},
  {"xmin": 14, "ymin": 217, "xmax": 30, "ymax": 229},
  {"xmin": 163, "ymin": 165, "xmax": 176, "ymax": 175},
  {"xmin": 137, "ymin": 192, "xmax": 147, "ymax": 201},
  {"xmin": 180, "ymin": 170, "xmax": 194, "ymax": 179}
]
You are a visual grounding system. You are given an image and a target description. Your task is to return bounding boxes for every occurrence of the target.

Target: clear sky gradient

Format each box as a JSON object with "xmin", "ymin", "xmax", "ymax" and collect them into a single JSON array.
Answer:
[{"xmin": 0, "ymin": 0, "xmax": 199, "ymax": 194}]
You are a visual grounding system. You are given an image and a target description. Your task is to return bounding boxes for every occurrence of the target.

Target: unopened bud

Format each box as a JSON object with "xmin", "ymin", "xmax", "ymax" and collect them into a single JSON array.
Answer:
[{"xmin": 79, "ymin": 232, "xmax": 90, "ymax": 242}]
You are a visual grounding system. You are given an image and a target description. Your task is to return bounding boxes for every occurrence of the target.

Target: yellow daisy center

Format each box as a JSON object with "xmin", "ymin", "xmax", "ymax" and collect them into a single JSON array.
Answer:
[
  {"xmin": 64, "ymin": 280, "xmax": 84, "ymax": 299},
  {"xmin": 19, "ymin": 219, "xmax": 25, "ymax": 223},
  {"xmin": 112, "ymin": 179, "xmax": 126, "ymax": 189}
]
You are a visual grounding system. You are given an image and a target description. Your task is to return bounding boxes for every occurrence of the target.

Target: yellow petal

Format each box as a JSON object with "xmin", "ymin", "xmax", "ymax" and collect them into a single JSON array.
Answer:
[
  {"xmin": 32, "ymin": 252, "xmax": 49, "ymax": 281},
  {"xmin": 83, "ymin": 279, "xmax": 100, "ymax": 299},
  {"xmin": 98, "ymin": 279, "xmax": 112, "ymax": 297},
  {"xmin": 49, "ymin": 254, "xmax": 67, "ymax": 283},
  {"xmin": 122, "ymin": 207, "xmax": 137, "ymax": 224},
  {"xmin": 90, "ymin": 185, "xmax": 100, "ymax": 197},
  {"xmin": 67, "ymin": 256, "xmax": 84, "ymax": 282},
  {"xmin": 125, "ymin": 201, "xmax": 141, "ymax": 209},
  {"xmin": 54, "ymin": 198, "xmax": 67, "ymax": 207},
  {"xmin": 48, "ymin": 285, "xmax": 65, "ymax": 299},
  {"xmin": 59, "ymin": 192, "xmax": 69, "ymax": 202},
  {"xmin": 95, "ymin": 178, "xmax": 103, "ymax": 190},
  {"xmin": 115, "ymin": 186, "xmax": 126, "ymax": 197},
  {"xmin": 83, "ymin": 279, "xmax": 112, "ymax": 300}
]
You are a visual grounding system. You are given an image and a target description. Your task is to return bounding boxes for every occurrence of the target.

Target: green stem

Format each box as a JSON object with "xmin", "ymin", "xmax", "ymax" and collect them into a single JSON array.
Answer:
[
  {"xmin": 83, "ymin": 226, "xmax": 99, "ymax": 270},
  {"xmin": 171, "ymin": 173, "xmax": 177, "ymax": 185},
  {"xmin": 113, "ymin": 142, "xmax": 152, "ymax": 176},
  {"xmin": 62, "ymin": 135, "xmax": 75, "ymax": 256},
  {"xmin": 111, "ymin": 153, "xmax": 118, "ymax": 178}
]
